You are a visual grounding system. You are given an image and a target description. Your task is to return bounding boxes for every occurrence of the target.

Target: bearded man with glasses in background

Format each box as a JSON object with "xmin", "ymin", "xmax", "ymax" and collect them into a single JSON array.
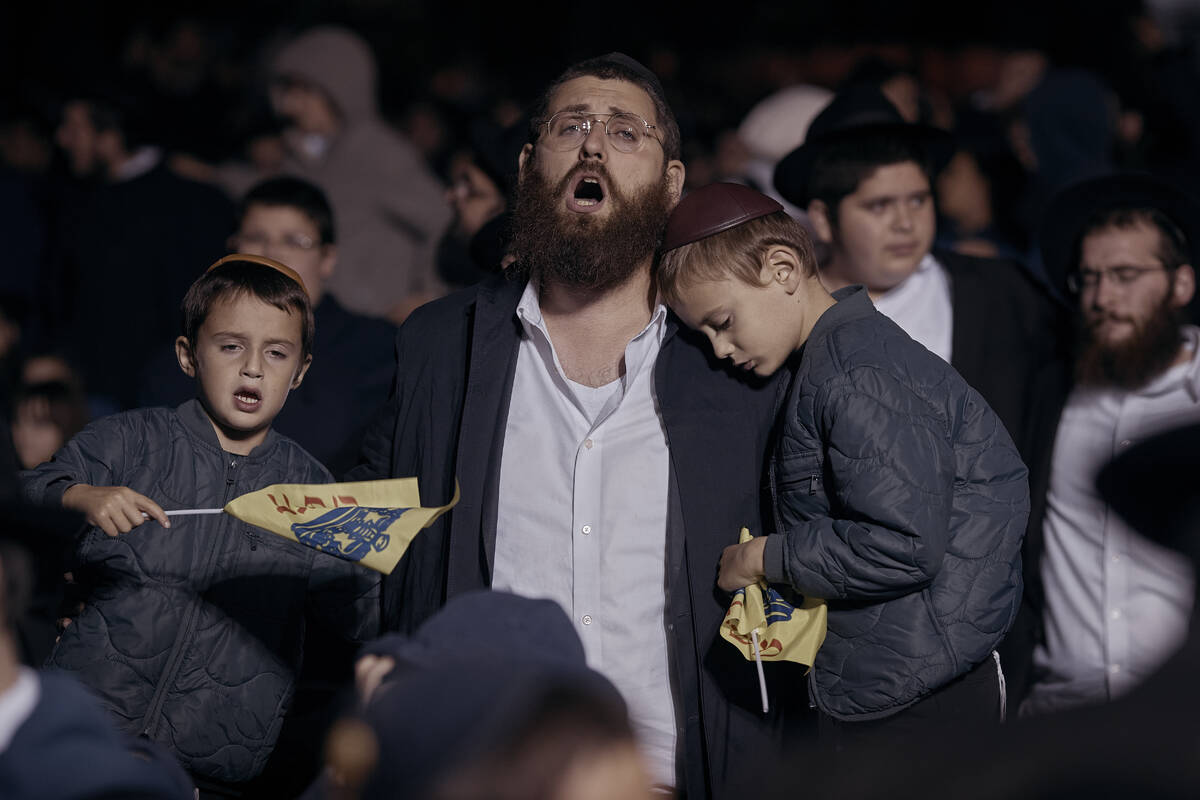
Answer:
[
  {"xmin": 1013, "ymin": 173, "xmax": 1200, "ymax": 718},
  {"xmin": 351, "ymin": 53, "xmax": 799, "ymax": 799}
]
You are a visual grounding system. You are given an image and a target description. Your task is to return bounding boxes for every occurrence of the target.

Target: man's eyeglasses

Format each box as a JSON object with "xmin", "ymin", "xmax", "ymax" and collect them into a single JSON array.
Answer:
[
  {"xmin": 541, "ymin": 111, "xmax": 661, "ymax": 154},
  {"xmin": 228, "ymin": 232, "xmax": 320, "ymax": 255},
  {"xmin": 1066, "ymin": 265, "xmax": 1168, "ymax": 293}
]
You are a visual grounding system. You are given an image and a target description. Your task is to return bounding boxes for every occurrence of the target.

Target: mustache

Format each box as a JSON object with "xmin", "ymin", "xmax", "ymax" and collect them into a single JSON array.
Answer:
[
  {"xmin": 553, "ymin": 162, "xmax": 613, "ymax": 194},
  {"xmin": 1086, "ymin": 311, "xmax": 1137, "ymax": 327}
]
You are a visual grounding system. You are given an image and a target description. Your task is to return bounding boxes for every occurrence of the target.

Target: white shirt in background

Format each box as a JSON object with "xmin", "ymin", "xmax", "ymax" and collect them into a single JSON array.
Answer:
[{"xmin": 1022, "ymin": 327, "xmax": 1200, "ymax": 716}]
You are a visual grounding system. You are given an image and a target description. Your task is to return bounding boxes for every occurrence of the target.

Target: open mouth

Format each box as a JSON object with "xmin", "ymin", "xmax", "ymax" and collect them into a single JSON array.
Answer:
[
  {"xmin": 233, "ymin": 388, "xmax": 262, "ymax": 410},
  {"xmin": 570, "ymin": 175, "xmax": 606, "ymax": 209}
]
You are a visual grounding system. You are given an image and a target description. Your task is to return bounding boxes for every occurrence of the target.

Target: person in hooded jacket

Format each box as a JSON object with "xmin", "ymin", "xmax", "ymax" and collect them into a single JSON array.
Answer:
[{"xmin": 218, "ymin": 26, "xmax": 451, "ymax": 324}]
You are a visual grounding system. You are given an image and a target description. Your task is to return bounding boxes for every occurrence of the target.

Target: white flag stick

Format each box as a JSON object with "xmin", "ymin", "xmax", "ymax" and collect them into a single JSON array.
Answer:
[
  {"xmin": 142, "ymin": 509, "xmax": 226, "ymax": 518},
  {"xmin": 750, "ymin": 628, "xmax": 769, "ymax": 713}
]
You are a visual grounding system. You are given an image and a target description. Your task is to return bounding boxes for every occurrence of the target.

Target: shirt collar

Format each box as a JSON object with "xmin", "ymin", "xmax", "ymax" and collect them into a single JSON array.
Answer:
[
  {"xmin": 514, "ymin": 280, "xmax": 668, "ymax": 345},
  {"xmin": 1122, "ymin": 325, "xmax": 1200, "ymax": 401}
]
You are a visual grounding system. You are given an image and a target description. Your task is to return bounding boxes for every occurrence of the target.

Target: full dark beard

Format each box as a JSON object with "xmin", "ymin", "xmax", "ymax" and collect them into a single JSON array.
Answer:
[
  {"xmin": 509, "ymin": 160, "xmax": 671, "ymax": 292},
  {"xmin": 1075, "ymin": 296, "xmax": 1187, "ymax": 390}
]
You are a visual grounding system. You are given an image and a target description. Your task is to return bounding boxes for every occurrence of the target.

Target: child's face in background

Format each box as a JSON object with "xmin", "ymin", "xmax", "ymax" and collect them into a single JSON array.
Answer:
[
  {"xmin": 176, "ymin": 293, "xmax": 310, "ymax": 455},
  {"xmin": 669, "ymin": 257, "xmax": 809, "ymax": 378},
  {"xmin": 231, "ymin": 204, "xmax": 334, "ymax": 305},
  {"xmin": 12, "ymin": 398, "xmax": 65, "ymax": 469},
  {"xmin": 811, "ymin": 161, "xmax": 936, "ymax": 295}
]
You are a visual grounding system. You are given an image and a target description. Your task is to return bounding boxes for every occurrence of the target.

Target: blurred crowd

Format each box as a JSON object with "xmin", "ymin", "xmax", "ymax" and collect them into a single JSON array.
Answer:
[
  {"xmin": 4, "ymin": 2, "xmax": 1200, "ymax": 797},
  {"xmin": 2, "ymin": 4, "xmax": 1200, "ymax": 476}
]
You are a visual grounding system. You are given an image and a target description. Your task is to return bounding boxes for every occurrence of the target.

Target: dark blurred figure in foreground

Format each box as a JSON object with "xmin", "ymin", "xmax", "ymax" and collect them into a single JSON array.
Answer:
[
  {"xmin": 0, "ymin": 504, "xmax": 194, "ymax": 798},
  {"xmin": 308, "ymin": 590, "xmax": 654, "ymax": 800},
  {"xmin": 139, "ymin": 176, "xmax": 395, "ymax": 476},
  {"xmin": 1012, "ymin": 173, "xmax": 1200, "ymax": 714}
]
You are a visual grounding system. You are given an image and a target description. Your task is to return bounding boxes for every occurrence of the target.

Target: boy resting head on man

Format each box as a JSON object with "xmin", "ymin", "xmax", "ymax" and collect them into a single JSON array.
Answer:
[{"xmin": 658, "ymin": 182, "xmax": 1027, "ymax": 751}]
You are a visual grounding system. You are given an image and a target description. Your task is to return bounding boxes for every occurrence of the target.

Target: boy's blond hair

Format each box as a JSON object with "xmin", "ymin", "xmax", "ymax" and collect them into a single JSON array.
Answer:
[{"xmin": 657, "ymin": 210, "xmax": 818, "ymax": 305}]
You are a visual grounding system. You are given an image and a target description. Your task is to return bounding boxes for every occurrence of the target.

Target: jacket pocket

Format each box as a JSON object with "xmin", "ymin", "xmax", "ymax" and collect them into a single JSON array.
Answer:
[{"xmin": 774, "ymin": 449, "xmax": 829, "ymax": 524}]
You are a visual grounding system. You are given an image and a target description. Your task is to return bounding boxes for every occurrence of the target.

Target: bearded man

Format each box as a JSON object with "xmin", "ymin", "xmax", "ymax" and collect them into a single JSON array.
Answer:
[
  {"xmin": 1014, "ymin": 173, "xmax": 1200, "ymax": 717},
  {"xmin": 351, "ymin": 54, "xmax": 791, "ymax": 798}
]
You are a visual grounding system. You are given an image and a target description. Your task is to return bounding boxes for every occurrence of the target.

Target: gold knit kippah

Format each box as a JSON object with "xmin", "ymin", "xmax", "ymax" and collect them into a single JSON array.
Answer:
[{"xmin": 206, "ymin": 253, "xmax": 309, "ymax": 297}]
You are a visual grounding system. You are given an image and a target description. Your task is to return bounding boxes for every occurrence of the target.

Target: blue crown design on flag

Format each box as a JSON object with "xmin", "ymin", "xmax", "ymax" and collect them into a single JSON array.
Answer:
[
  {"xmin": 290, "ymin": 506, "xmax": 409, "ymax": 561},
  {"xmin": 763, "ymin": 586, "xmax": 796, "ymax": 624}
]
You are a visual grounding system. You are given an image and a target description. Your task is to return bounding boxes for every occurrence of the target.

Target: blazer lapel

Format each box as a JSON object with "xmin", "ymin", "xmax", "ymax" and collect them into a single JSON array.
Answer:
[{"xmin": 446, "ymin": 277, "xmax": 524, "ymax": 596}]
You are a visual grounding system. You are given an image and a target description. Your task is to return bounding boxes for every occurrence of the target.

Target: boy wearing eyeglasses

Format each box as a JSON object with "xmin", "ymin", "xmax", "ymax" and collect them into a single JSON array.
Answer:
[
  {"xmin": 658, "ymin": 182, "xmax": 1027, "ymax": 760},
  {"xmin": 139, "ymin": 176, "xmax": 396, "ymax": 475}
]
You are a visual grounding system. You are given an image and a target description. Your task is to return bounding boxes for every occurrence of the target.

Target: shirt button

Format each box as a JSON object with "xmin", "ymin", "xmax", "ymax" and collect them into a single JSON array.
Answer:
[
  {"xmin": 584, "ymin": 438, "xmax": 594, "ymax": 449},
  {"xmin": 582, "ymin": 615, "xmax": 592, "ymax": 625},
  {"xmin": 581, "ymin": 524, "xmax": 592, "ymax": 535},
  {"xmin": 1111, "ymin": 609, "xmax": 1122, "ymax": 620},
  {"xmin": 1111, "ymin": 555, "xmax": 1121, "ymax": 564},
  {"xmin": 1108, "ymin": 663, "xmax": 1121, "ymax": 674},
  {"xmin": 1119, "ymin": 439, "xmax": 1132, "ymax": 448}
]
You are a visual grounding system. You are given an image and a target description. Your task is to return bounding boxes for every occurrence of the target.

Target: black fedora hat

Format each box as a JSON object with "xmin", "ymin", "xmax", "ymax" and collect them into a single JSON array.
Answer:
[
  {"xmin": 772, "ymin": 84, "xmax": 954, "ymax": 208},
  {"xmin": 1039, "ymin": 172, "xmax": 1200, "ymax": 299}
]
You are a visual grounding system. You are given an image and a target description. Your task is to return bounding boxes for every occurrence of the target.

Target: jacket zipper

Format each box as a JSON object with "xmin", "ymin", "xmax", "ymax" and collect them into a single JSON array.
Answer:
[{"xmin": 140, "ymin": 457, "xmax": 241, "ymax": 738}]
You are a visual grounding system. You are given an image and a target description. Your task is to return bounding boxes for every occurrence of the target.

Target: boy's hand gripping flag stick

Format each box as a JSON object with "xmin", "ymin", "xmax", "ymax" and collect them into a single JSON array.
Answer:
[{"xmin": 720, "ymin": 527, "xmax": 829, "ymax": 713}]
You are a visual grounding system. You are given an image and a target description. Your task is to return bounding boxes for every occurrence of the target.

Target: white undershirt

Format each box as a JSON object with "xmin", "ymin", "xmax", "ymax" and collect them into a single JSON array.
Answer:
[
  {"xmin": 870, "ymin": 253, "xmax": 954, "ymax": 363},
  {"xmin": 493, "ymin": 281, "xmax": 678, "ymax": 787}
]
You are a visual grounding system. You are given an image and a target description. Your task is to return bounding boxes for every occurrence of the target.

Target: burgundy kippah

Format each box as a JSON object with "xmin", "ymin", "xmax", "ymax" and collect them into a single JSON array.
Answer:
[{"xmin": 662, "ymin": 182, "xmax": 783, "ymax": 252}]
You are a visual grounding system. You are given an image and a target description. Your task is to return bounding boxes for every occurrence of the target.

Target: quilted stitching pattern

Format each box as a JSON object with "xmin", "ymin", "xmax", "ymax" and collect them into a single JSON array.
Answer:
[
  {"xmin": 25, "ymin": 402, "xmax": 379, "ymax": 783},
  {"xmin": 773, "ymin": 291, "xmax": 1028, "ymax": 719}
]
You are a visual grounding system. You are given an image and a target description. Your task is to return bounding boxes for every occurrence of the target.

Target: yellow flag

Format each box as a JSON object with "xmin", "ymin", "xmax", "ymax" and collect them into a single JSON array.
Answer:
[
  {"xmin": 720, "ymin": 527, "xmax": 827, "ymax": 670},
  {"xmin": 223, "ymin": 478, "xmax": 459, "ymax": 575}
]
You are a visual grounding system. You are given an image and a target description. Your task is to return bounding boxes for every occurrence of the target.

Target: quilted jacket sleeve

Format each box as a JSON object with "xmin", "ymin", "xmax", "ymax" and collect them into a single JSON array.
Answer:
[
  {"xmin": 765, "ymin": 367, "xmax": 956, "ymax": 602},
  {"xmin": 20, "ymin": 412, "xmax": 139, "ymax": 510}
]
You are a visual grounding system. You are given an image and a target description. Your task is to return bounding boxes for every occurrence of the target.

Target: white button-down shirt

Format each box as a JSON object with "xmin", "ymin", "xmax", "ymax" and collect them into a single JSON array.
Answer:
[
  {"xmin": 1022, "ymin": 327, "xmax": 1200, "ymax": 716},
  {"xmin": 871, "ymin": 253, "xmax": 955, "ymax": 363},
  {"xmin": 493, "ymin": 281, "xmax": 677, "ymax": 787}
]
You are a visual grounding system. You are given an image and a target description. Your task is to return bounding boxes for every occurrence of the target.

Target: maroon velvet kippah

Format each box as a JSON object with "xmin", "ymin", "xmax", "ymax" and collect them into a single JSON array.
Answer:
[{"xmin": 662, "ymin": 182, "xmax": 783, "ymax": 252}]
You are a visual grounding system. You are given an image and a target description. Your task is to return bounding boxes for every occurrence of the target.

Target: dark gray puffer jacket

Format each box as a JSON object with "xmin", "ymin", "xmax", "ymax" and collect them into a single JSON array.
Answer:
[
  {"xmin": 762, "ymin": 286, "xmax": 1028, "ymax": 720},
  {"xmin": 21, "ymin": 400, "xmax": 380, "ymax": 783}
]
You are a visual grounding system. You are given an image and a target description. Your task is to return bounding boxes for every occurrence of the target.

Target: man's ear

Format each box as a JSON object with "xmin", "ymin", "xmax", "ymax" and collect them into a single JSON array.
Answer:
[
  {"xmin": 762, "ymin": 247, "xmax": 803, "ymax": 294},
  {"xmin": 807, "ymin": 200, "xmax": 834, "ymax": 245},
  {"xmin": 1171, "ymin": 264, "xmax": 1196, "ymax": 308},
  {"xmin": 291, "ymin": 354, "xmax": 312, "ymax": 390},
  {"xmin": 175, "ymin": 336, "xmax": 197, "ymax": 378},
  {"xmin": 665, "ymin": 160, "xmax": 686, "ymax": 208},
  {"xmin": 517, "ymin": 143, "xmax": 534, "ymax": 180}
]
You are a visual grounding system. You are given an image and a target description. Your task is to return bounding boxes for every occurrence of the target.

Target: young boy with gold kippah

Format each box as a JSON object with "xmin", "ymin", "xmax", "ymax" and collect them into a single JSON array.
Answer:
[{"xmin": 22, "ymin": 256, "xmax": 379, "ymax": 795}]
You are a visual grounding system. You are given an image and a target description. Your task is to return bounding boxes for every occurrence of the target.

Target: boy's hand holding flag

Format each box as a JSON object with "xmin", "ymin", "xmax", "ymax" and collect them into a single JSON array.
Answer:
[{"xmin": 721, "ymin": 527, "xmax": 827, "ymax": 711}]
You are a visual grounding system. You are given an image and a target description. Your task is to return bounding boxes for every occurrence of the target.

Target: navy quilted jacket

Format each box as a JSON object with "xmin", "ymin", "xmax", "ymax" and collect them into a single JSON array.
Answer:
[
  {"xmin": 21, "ymin": 400, "xmax": 380, "ymax": 783},
  {"xmin": 762, "ymin": 286, "xmax": 1028, "ymax": 720}
]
